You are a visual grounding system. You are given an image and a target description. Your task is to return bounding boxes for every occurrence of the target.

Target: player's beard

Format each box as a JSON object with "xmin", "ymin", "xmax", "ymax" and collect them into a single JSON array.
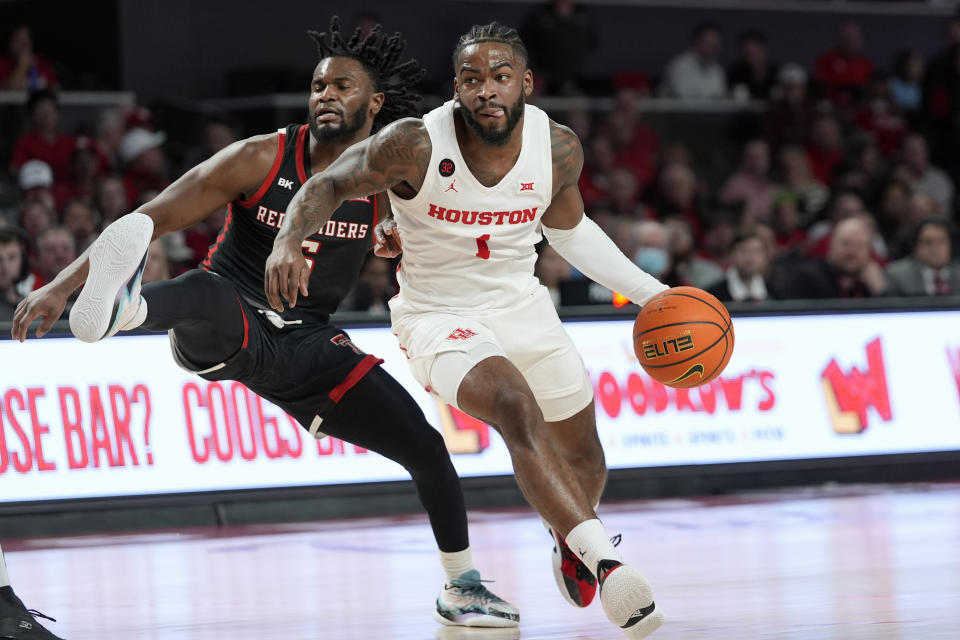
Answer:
[
  {"xmin": 309, "ymin": 103, "xmax": 369, "ymax": 144},
  {"xmin": 460, "ymin": 91, "xmax": 525, "ymax": 146}
]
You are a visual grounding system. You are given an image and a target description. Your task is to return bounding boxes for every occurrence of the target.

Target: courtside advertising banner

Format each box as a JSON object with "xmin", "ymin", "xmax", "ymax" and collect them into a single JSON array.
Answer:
[{"xmin": 2, "ymin": 310, "xmax": 960, "ymax": 503}]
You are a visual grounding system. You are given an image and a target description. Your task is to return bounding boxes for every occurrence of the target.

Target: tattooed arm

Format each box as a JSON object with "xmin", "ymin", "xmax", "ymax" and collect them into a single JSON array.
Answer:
[
  {"xmin": 540, "ymin": 121, "xmax": 587, "ymax": 230},
  {"xmin": 265, "ymin": 118, "xmax": 431, "ymax": 311},
  {"xmin": 539, "ymin": 121, "xmax": 667, "ymax": 305}
]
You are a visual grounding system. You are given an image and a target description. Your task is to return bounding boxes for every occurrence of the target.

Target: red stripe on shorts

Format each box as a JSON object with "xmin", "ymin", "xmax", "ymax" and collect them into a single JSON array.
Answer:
[{"xmin": 329, "ymin": 354, "xmax": 383, "ymax": 403}]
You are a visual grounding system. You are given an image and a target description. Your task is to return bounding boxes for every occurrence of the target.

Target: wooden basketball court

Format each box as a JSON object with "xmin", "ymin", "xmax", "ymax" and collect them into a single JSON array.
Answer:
[{"xmin": 3, "ymin": 482, "xmax": 959, "ymax": 639}]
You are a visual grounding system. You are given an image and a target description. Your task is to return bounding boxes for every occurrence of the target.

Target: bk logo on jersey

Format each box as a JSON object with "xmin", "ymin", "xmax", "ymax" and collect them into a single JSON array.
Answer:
[
  {"xmin": 446, "ymin": 328, "xmax": 477, "ymax": 341},
  {"xmin": 278, "ymin": 177, "xmax": 294, "ymax": 190}
]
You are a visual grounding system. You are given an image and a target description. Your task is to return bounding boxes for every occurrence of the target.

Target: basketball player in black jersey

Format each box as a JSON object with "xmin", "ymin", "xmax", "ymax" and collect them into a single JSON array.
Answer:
[{"xmin": 10, "ymin": 18, "xmax": 518, "ymax": 631}]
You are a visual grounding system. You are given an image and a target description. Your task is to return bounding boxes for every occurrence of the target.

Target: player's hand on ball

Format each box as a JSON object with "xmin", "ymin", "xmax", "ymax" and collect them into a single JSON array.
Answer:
[
  {"xmin": 265, "ymin": 240, "xmax": 310, "ymax": 312},
  {"xmin": 11, "ymin": 281, "xmax": 70, "ymax": 341},
  {"xmin": 374, "ymin": 218, "xmax": 403, "ymax": 258}
]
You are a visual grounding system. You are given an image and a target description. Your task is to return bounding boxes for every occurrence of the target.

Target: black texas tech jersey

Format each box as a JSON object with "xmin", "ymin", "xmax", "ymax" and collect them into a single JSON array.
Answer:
[{"xmin": 203, "ymin": 124, "xmax": 377, "ymax": 325}]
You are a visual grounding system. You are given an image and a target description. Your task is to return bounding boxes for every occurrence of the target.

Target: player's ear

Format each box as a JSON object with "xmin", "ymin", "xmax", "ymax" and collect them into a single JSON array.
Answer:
[
  {"xmin": 369, "ymin": 91, "xmax": 385, "ymax": 115},
  {"xmin": 453, "ymin": 79, "xmax": 460, "ymax": 102},
  {"xmin": 523, "ymin": 69, "xmax": 534, "ymax": 97}
]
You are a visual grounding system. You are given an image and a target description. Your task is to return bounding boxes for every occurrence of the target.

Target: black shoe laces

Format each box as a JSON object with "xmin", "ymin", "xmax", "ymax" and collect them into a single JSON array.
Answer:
[{"xmin": 25, "ymin": 608, "xmax": 57, "ymax": 623}]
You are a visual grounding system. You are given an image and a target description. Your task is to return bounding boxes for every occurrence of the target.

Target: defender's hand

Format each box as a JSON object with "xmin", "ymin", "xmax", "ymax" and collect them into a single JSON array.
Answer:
[
  {"xmin": 11, "ymin": 282, "xmax": 70, "ymax": 342},
  {"xmin": 265, "ymin": 241, "xmax": 310, "ymax": 312},
  {"xmin": 374, "ymin": 218, "xmax": 403, "ymax": 258}
]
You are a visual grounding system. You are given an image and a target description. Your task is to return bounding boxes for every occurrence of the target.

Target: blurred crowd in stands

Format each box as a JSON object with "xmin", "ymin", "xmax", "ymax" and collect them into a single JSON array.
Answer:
[{"xmin": 3, "ymin": 3, "xmax": 960, "ymax": 323}]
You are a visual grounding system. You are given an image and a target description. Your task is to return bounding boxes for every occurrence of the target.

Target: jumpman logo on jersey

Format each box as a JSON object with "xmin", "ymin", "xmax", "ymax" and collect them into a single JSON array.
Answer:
[
  {"xmin": 445, "ymin": 179, "xmax": 458, "ymax": 193},
  {"xmin": 520, "ymin": 181, "xmax": 534, "ymax": 191}
]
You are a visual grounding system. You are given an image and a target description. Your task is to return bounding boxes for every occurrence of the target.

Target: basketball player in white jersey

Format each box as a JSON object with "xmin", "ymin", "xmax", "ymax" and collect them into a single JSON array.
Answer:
[{"xmin": 266, "ymin": 22, "xmax": 667, "ymax": 638}]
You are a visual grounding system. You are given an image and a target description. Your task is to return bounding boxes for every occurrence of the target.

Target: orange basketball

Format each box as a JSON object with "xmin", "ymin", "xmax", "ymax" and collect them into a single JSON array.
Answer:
[{"xmin": 633, "ymin": 286, "xmax": 734, "ymax": 388}]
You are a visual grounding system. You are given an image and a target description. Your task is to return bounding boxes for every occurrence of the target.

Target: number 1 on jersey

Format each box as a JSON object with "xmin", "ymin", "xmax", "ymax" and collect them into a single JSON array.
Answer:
[{"xmin": 475, "ymin": 234, "xmax": 491, "ymax": 260}]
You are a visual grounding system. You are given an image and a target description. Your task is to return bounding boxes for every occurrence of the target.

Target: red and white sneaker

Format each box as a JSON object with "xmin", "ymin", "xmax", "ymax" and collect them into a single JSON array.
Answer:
[{"xmin": 548, "ymin": 526, "xmax": 598, "ymax": 607}]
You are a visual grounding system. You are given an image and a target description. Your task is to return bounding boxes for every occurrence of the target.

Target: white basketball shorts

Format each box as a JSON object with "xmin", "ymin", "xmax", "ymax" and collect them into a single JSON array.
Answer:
[{"xmin": 391, "ymin": 286, "xmax": 594, "ymax": 422}]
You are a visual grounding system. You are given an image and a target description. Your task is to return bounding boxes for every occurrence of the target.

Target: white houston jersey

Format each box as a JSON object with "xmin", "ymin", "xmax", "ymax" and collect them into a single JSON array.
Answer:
[{"xmin": 388, "ymin": 100, "xmax": 553, "ymax": 313}]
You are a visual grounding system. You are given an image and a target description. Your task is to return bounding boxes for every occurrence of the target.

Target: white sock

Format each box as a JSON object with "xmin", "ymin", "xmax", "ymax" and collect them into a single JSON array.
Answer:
[
  {"xmin": 440, "ymin": 547, "xmax": 474, "ymax": 581},
  {"xmin": 565, "ymin": 519, "xmax": 622, "ymax": 579},
  {"xmin": 0, "ymin": 543, "xmax": 10, "ymax": 588}
]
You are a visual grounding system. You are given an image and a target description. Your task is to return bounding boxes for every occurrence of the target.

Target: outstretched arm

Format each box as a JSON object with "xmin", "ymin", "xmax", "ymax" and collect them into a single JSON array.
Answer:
[
  {"xmin": 11, "ymin": 135, "xmax": 277, "ymax": 341},
  {"xmin": 265, "ymin": 118, "xmax": 430, "ymax": 311},
  {"xmin": 540, "ymin": 122, "xmax": 667, "ymax": 306}
]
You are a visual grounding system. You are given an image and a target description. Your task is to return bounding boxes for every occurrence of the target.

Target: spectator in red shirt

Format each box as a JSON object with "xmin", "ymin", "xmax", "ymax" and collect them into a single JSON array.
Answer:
[
  {"xmin": 9, "ymin": 89, "xmax": 76, "ymax": 180},
  {"xmin": 806, "ymin": 114, "xmax": 846, "ymax": 186},
  {"xmin": 605, "ymin": 87, "xmax": 659, "ymax": 187},
  {"xmin": 854, "ymin": 74, "xmax": 907, "ymax": 157},
  {"xmin": 0, "ymin": 25, "xmax": 58, "ymax": 91},
  {"xmin": 815, "ymin": 21, "xmax": 874, "ymax": 106},
  {"xmin": 119, "ymin": 127, "xmax": 169, "ymax": 207},
  {"xmin": 648, "ymin": 162, "xmax": 707, "ymax": 240},
  {"xmin": 52, "ymin": 137, "xmax": 106, "ymax": 210},
  {"xmin": 579, "ymin": 133, "xmax": 617, "ymax": 210}
]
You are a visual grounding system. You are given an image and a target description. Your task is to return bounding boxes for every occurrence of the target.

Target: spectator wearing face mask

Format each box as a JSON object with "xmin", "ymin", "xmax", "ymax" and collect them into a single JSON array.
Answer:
[{"xmin": 616, "ymin": 219, "xmax": 672, "ymax": 282}]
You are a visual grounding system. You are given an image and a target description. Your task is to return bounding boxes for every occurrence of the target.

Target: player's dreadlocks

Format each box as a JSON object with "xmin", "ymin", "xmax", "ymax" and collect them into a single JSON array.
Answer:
[
  {"xmin": 452, "ymin": 22, "xmax": 528, "ymax": 69},
  {"xmin": 307, "ymin": 16, "xmax": 424, "ymax": 131}
]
